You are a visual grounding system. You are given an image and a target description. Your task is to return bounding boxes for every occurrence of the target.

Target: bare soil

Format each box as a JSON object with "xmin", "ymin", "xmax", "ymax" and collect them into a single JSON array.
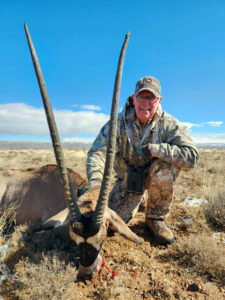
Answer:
[{"xmin": 0, "ymin": 149, "xmax": 225, "ymax": 299}]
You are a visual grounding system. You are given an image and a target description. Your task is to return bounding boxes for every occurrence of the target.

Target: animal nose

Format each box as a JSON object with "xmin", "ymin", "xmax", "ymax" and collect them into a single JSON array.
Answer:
[{"xmin": 77, "ymin": 272, "xmax": 93, "ymax": 281}]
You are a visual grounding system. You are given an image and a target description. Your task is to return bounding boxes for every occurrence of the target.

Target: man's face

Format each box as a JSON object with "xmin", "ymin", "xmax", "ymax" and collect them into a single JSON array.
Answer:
[{"xmin": 132, "ymin": 90, "xmax": 162, "ymax": 124}]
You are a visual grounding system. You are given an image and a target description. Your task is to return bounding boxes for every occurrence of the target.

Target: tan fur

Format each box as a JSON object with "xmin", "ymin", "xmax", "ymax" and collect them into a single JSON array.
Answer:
[{"xmin": 0, "ymin": 164, "xmax": 86, "ymax": 225}]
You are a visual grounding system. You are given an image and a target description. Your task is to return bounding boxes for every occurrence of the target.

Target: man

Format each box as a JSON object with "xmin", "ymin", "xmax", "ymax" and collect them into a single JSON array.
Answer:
[{"xmin": 86, "ymin": 76, "xmax": 199, "ymax": 245}]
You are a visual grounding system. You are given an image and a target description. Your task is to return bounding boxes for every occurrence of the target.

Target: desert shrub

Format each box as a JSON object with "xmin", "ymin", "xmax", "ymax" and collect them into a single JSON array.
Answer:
[
  {"xmin": 173, "ymin": 235, "xmax": 225, "ymax": 285},
  {"xmin": 14, "ymin": 255, "xmax": 79, "ymax": 300},
  {"xmin": 188, "ymin": 149, "xmax": 225, "ymax": 188},
  {"xmin": 0, "ymin": 203, "xmax": 17, "ymax": 236},
  {"xmin": 204, "ymin": 186, "xmax": 225, "ymax": 231},
  {"xmin": 187, "ymin": 167, "xmax": 206, "ymax": 187}
]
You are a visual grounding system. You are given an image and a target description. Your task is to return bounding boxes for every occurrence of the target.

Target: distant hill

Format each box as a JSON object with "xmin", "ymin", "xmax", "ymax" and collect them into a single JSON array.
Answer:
[
  {"xmin": 0, "ymin": 141, "xmax": 92, "ymax": 150},
  {"xmin": 196, "ymin": 143, "xmax": 225, "ymax": 149},
  {"xmin": 0, "ymin": 141, "xmax": 225, "ymax": 150}
]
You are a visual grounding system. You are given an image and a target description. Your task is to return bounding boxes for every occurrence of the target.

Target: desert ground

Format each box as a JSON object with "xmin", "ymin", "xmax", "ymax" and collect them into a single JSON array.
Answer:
[{"xmin": 0, "ymin": 148, "xmax": 224, "ymax": 299}]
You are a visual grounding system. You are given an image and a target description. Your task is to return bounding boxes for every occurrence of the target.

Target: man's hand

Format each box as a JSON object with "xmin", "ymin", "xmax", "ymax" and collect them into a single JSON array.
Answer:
[{"xmin": 136, "ymin": 143, "xmax": 152, "ymax": 159}]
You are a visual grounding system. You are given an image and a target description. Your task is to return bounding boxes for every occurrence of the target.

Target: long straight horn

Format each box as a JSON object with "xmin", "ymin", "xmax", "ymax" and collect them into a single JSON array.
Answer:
[
  {"xmin": 93, "ymin": 32, "xmax": 130, "ymax": 227},
  {"xmin": 24, "ymin": 23, "xmax": 81, "ymax": 222}
]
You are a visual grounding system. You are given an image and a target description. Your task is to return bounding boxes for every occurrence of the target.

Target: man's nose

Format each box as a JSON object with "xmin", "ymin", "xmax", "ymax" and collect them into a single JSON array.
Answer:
[{"xmin": 141, "ymin": 101, "xmax": 151, "ymax": 107}]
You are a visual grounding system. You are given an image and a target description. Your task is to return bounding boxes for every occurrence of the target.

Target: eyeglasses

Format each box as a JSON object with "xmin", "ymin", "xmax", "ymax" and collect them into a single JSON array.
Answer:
[{"xmin": 136, "ymin": 95, "xmax": 158, "ymax": 104}]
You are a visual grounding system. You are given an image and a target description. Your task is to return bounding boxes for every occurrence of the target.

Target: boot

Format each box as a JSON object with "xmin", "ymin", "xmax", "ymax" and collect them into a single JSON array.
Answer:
[{"xmin": 146, "ymin": 218, "xmax": 174, "ymax": 245}]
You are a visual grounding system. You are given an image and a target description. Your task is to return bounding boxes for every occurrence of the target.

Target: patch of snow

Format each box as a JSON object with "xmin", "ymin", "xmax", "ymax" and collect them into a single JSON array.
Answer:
[
  {"xmin": 183, "ymin": 217, "xmax": 193, "ymax": 223},
  {"xmin": 212, "ymin": 232, "xmax": 225, "ymax": 244},
  {"xmin": 0, "ymin": 242, "xmax": 9, "ymax": 260},
  {"xmin": 180, "ymin": 198, "xmax": 208, "ymax": 207},
  {"xmin": 0, "ymin": 242, "xmax": 14, "ymax": 286},
  {"xmin": 212, "ymin": 232, "xmax": 220, "ymax": 237},
  {"xmin": 0, "ymin": 263, "xmax": 14, "ymax": 286},
  {"xmin": 0, "ymin": 274, "xmax": 7, "ymax": 285}
]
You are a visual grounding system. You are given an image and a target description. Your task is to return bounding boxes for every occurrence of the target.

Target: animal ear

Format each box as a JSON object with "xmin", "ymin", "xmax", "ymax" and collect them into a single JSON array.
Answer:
[
  {"xmin": 106, "ymin": 208, "xmax": 142, "ymax": 245},
  {"xmin": 37, "ymin": 208, "xmax": 70, "ymax": 231}
]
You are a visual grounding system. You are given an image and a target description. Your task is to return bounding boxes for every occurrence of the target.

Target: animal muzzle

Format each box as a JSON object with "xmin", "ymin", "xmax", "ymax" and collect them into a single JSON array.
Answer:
[
  {"xmin": 77, "ymin": 254, "xmax": 102, "ymax": 280},
  {"xmin": 79, "ymin": 241, "xmax": 100, "ymax": 266}
]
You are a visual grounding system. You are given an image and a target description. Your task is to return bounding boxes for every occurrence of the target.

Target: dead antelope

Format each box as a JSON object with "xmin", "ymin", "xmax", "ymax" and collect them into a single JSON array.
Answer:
[
  {"xmin": 0, "ymin": 165, "xmax": 84, "ymax": 225},
  {"xmin": 24, "ymin": 24, "xmax": 142, "ymax": 279}
]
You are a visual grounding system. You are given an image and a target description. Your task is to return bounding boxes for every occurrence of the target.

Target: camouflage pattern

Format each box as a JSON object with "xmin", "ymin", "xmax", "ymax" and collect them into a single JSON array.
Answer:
[
  {"xmin": 86, "ymin": 96, "xmax": 199, "ymax": 221},
  {"xmin": 135, "ymin": 76, "xmax": 161, "ymax": 98},
  {"xmin": 108, "ymin": 178, "xmax": 147, "ymax": 223},
  {"xmin": 144, "ymin": 159, "xmax": 180, "ymax": 220},
  {"xmin": 108, "ymin": 159, "xmax": 179, "ymax": 223}
]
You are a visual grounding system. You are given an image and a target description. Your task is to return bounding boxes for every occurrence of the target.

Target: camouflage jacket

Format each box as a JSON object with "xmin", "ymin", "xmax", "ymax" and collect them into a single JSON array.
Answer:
[{"xmin": 86, "ymin": 97, "xmax": 199, "ymax": 181}]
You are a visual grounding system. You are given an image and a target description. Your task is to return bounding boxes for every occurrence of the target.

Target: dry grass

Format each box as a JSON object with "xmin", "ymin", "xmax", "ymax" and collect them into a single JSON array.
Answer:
[
  {"xmin": 177, "ymin": 149, "xmax": 225, "ymax": 231},
  {"xmin": 204, "ymin": 185, "xmax": 225, "ymax": 230},
  {"xmin": 1, "ymin": 224, "xmax": 81, "ymax": 299},
  {"xmin": 13, "ymin": 255, "xmax": 79, "ymax": 300},
  {"xmin": 172, "ymin": 235, "xmax": 225, "ymax": 285},
  {"xmin": 0, "ymin": 203, "xmax": 17, "ymax": 236},
  {"xmin": 197, "ymin": 151, "xmax": 225, "ymax": 230},
  {"xmin": 1, "ymin": 148, "xmax": 225, "ymax": 299},
  {"xmin": 0, "ymin": 149, "xmax": 88, "ymax": 179}
]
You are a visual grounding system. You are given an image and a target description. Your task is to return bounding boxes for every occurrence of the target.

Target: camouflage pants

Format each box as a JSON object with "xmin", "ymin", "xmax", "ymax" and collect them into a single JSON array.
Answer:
[{"xmin": 108, "ymin": 159, "xmax": 180, "ymax": 223}]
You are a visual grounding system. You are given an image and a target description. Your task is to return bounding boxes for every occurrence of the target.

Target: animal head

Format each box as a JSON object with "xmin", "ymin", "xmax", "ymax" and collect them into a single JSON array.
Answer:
[{"xmin": 41, "ymin": 186, "xmax": 141, "ymax": 280}]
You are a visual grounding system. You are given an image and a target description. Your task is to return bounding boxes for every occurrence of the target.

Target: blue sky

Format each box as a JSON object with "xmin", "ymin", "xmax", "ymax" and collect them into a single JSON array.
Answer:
[{"xmin": 0, "ymin": 0, "xmax": 224, "ymax": 143}]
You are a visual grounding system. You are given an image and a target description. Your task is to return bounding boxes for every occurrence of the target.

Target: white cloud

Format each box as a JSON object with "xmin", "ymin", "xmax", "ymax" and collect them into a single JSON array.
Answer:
[
  {"xmin": 181, "ymin": 121, "xmax": 224, "ymax": 130},
  {"xmin": 181, "ymin": 122, "xmax": 203, "ymax": 129},
  {"xmin": 0, "ymin": 103, "xmax": 109, "ymax": 137},
  {"xmin": 192, "ymin": 133, "xmax": 225, "ymax": 144},
  {"xmin": 80, "ymin": 105, "xmax": 101, "ymax": 111},
  {"xmin": 204, "ymin": 121, "xmax": 223, "ymax": 127},
  {"xmin": 1, "ymin": 103, "xmax": 224, "ymax": 146}
]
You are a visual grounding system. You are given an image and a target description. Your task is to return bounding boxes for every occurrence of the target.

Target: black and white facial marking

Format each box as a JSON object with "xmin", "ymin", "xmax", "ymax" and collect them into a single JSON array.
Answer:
[{"xmin": 70, "ymin": 217, "xmax": 107, "ymax": 278}]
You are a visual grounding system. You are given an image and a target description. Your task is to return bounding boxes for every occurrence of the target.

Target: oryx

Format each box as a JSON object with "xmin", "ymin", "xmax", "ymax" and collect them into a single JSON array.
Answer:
[
  {"xmin": 24, "ymin": 24, "xmax": 142, "ymax": 279},
  {"xmin": 0, "ymin": 164, "xmax": 85, "ymax": 225}
]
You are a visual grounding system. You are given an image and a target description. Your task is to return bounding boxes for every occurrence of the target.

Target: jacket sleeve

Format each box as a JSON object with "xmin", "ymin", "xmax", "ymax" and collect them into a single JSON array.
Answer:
[
  {"xmin": 150, "ymin": 117, "xmax": 199, "ymax": 169},
  {"xmin": 86, "ymin": 121, "xmax": 109, "ymax": 181}
]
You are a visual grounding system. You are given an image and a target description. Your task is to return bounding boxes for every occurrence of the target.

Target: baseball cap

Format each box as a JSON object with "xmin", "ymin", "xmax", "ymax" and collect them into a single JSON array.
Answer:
[{"xmin": 135, "ymin": 76, "xmax": 161, "ymax": 98}]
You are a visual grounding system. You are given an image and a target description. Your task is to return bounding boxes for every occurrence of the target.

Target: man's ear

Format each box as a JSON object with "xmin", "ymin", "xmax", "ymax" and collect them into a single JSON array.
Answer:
[{"xmin": 159, "ymin": 96, "xmax": 162, "ymax": 103}]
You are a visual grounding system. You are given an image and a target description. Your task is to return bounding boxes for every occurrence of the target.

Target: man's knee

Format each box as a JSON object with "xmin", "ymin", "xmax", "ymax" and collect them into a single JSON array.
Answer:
[
  {"xmin": 108, "ymin": 179, "xmax": 146, "ymax": 223},
  {"xmin": 144, "ymin": 159, "xmax": 180, "ymax": 188}
]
